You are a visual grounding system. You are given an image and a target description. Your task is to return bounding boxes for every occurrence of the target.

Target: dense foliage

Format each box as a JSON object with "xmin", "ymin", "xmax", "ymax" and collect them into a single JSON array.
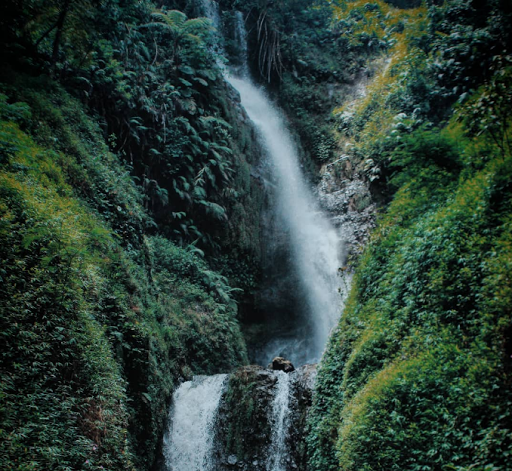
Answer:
[
  {"xmin": 0, "ymin": 80, "xmax": 250, "ymax": 470},
  {"xmin": 0, "ymin": 0, "xmax": 264, "ymax": 469},
  {"xmin": 0, "ymin": 0, "xmax": 264, "ymax": 257},
  {"xmin": 308, "ymin": 1, "xmax": 512, "ymax": 470},
  {"xmin": 2, "ymin": 0, "xmax": 512, "ymax": 469}
]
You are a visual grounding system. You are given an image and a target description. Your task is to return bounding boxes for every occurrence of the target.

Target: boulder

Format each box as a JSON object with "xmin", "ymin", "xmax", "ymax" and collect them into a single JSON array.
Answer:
[
  {"xmin": 212, "ymin": 364, "xmax": 317, "ymax": 470},
  {"xmin": 268, "ymin": 356, "xmax": 295, "ymax": 373}
]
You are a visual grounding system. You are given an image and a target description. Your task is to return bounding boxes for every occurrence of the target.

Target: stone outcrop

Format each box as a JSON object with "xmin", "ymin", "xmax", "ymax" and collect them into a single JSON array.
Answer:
[
  {"xmin": 316, "ymin": 153, "xmax": 377, "ymax": 263},
  {"xmin": 212, "ymin": 364, "xmax": 317, "ymax": 470}
]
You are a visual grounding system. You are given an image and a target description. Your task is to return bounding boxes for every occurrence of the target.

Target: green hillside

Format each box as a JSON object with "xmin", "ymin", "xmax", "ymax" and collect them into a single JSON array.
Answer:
[{"xmin": 307, "ymin": 1, "xmax": 512, "ymax": 469}]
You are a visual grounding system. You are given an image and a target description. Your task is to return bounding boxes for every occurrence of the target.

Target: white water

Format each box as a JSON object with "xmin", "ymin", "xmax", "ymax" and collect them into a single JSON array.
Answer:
[
  {"xmin": 227, "ymin": 74, "xmax": 344, "ymax": 363},
  {"xmin": 164, "ymin": 374, "xmax": 227, "ymax": 471},
  {"xmin": 201, "ymin": 0, "xmax": 346, "ymax": 364},
  {"xmin": 267, "ymin": 371, "xmax": 291, "ymax": 471}
]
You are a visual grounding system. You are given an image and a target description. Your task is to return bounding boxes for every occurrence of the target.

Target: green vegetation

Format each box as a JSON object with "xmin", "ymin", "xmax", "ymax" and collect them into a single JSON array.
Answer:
[
  {"xmin": 0, "ymin": 0, "xmax": 262, "ymax": 469},
  {"xmin": 308, "ymin": 1, "xmax": 512, "ymax": 470},
  {"xmin": 0, "ymin": 0, "xmax": 264, "ymax": 257},
  {"xmin": 0, "ymin": 82, "xmax": 248, "ymax": 470},
  {"xmin": 2, "ymin": 0, "xmax": 512, "ymax": 469}
]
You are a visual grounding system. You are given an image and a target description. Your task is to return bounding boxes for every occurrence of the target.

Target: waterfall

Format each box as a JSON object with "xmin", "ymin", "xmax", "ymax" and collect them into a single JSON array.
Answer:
[
  {"xmin": 267, "ymin": 372, "xmax": 291, "ymax": 471},
  {"xmin": 233, "ymin": 11, "xmax": 249, "ymax": 76},
  {"xmin": 163, "ymin": 374, "xmax": 227, "ymax": 471},
  {"xmin": 163, "ymin": 4, "xmax": 350, "ymax": 468},
  {"xmin": 226, "ymin": 75, "xmax": 344, "ymax": 364},
  {"xmin": 202, "ymin": 0, "xmax": 221, "ymax": 32},
  {"xmin": 200, "ymin": 0, "xmax": 347, "ymax": 364}
]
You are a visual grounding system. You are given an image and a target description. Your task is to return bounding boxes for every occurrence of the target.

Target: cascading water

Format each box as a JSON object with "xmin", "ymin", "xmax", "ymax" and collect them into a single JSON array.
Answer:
[
  {"xmin": 202, "ymin": 0, "xmax": 347, "ymax": 364},
  {"xmin": 163, "ymin": 374, "xmax": 227, "ymax": 471},
  {"xmin": 267, "ymin": 372, "xmax": 291, "ymax": 471},
  {"xmin": 226, "ymin": 75, "xmax": 345, "ymax": 364},
  {"xmin": 230, "ymin": 5, "xmax": 347, "ymax": 365},
  {"xmin": 233, "ymin": 11, "xmax": 249, "ymax": 76},
  {"xmin": 202, "ymin": 0, "xmax": 222, "ymax": 35}
]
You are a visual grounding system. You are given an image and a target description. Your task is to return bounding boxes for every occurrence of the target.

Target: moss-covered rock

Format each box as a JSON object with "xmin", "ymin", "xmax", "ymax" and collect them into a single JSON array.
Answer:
[{"xmin": 213, "ymin": 364, "xmax": 316, "ymax": 471}]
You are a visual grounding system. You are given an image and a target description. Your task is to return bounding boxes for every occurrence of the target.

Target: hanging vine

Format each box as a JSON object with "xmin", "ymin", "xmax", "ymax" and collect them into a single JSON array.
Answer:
[{"xmin": 256, "ymin": 9, "xmax": 283, "ymax": 83}]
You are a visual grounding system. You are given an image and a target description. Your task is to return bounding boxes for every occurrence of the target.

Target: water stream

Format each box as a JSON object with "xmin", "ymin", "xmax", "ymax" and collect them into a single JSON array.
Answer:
[
  {"xmin": 226, "ymin": 74, "xmax": 344, "ymax": 365},
  {"xmin": 267, "ymin": 371, "xmax": 291, "ymax": 471}
]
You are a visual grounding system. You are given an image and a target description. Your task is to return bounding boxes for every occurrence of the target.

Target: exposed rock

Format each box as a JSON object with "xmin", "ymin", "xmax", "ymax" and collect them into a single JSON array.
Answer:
[
  {"xmin": 316, "ymin": 155, "xmax": 376, "ymax": 262},
  {"xmin": 212, "ymin": 364, "xmax": 316, "ymax": 470},
  {"xmin": 268, "ymin": 356, "xmax": 295, "ymax": 373},
  {"xmin": 213, "ymin": 366, "xmax": 275, "ymax": 470},
  {"xmin": 286, "ymin": 365, "xmax": 318, "ymax": 468}
]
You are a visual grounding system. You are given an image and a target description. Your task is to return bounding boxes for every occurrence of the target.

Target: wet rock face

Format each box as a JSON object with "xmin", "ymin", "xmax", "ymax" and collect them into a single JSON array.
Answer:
[
  {"xmin": 213, "ymin": 364, "xmax": 317, "ymax": 470},
  {"xmin": 286, "ymin": 364, "xmax": 317, "ymax": 469},
  {"xmin": 316, "ymin": 154, "xmax": 376, "ymax": 263},
  {"xmin": 213, "ymin": 366, "xmax": 275, "ymax": 471}
]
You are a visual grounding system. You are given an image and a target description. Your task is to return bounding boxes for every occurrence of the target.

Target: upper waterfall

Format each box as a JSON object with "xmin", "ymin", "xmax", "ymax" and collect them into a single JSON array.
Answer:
[
  {"xmin": 227, "ymin": 75, "xmax": 345, "ymax": 364},
  {"xmin": 199, "ymin": 0, "xmax": 348, "ymax": 364}
]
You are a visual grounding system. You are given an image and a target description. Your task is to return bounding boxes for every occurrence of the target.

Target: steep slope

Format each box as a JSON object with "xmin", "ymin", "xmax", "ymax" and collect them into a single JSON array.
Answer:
[
  {"xmin": 0, "ymin": 78, "xmax": 251, "ymax": 470},
  {"xmin": 307, "ymin": 1, "xmax": 512, "ymax": 470},
  {"xmin": 0, "ymin": 1, "xmax": 267, "ymax": 469}
]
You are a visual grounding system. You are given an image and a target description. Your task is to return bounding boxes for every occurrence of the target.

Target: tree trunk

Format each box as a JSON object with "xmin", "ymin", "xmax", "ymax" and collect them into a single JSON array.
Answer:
[{"xmin": 51, "ymin": 0, "xmax": 72, "ymax": 71}]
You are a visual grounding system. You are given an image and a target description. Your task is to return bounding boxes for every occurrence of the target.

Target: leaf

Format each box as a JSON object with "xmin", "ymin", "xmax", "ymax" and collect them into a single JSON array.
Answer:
[
  {"xmin": 193, "ymin": 77, "xmax": 209, "ymax": 87},
  {"xmin": 179, "ymin": 65, "xmax": 195, "ymax": 75},
  {"xmin": 199, "ymin": 201, "xmax": 228, "ymax": 221},
  {"xmin": 179, "ymin": 78, "xmax": 193, "ymax": 87}
]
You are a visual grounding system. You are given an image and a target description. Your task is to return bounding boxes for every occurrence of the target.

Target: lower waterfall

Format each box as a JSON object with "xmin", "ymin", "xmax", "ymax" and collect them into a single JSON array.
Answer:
[
  {"xmin": 163, "ymin": 375, "xmax": 227, "ymax": 471},
  {"xmin": 267, "ymin": 372, "xmax": 291, "ymax": 471}
]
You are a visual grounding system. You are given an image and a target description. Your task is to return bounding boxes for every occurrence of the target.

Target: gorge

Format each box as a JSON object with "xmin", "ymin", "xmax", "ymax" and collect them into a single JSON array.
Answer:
[
  {"xmin": 163, "ymin": 5, "xmax": 351, "ymax": 467},
  {"xmin": 1, "ymin": 0, "xmax": 512, "ymax": 470}
]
